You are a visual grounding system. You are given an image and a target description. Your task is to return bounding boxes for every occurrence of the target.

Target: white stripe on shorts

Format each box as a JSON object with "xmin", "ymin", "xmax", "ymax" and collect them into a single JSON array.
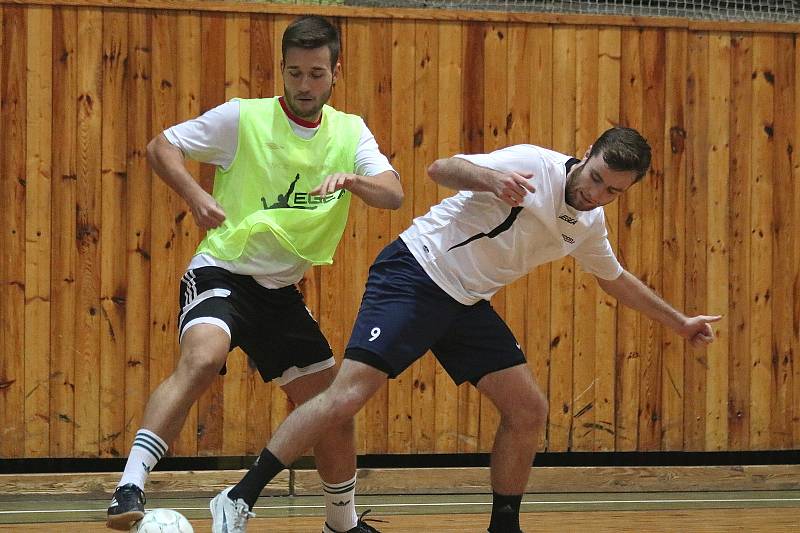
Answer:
[
  {"xmin": 179, "ymin": 317, "xmax": 231, "ymax": 343},
  {"xmin": 178, "ymin": 288, "xmax": 232, "ymax": 331},
  {"xmin": 275, "ymin": 356, "xmax": 336, "ymax": 386}
]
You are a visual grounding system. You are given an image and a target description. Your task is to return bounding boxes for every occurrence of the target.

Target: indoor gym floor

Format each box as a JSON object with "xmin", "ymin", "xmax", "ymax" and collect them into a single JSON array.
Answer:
[{"xmin": 1, "ymin": 490, "xmax": 799, "ymax": 532}]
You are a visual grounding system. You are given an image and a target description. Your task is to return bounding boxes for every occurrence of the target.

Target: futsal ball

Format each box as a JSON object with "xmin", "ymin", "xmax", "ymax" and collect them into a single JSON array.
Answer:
[{"xmin": 129, "ymin": 508, "xmax": 194, "ymax": 533}]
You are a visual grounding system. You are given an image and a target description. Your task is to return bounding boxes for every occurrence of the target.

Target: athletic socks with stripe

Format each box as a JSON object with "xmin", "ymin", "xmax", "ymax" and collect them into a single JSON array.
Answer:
[
  {"xmin": 322, "ymin": 475, "xmax": 358, "ymax": 533},
  {"xmin": 118, "ymin": 429, "xmax": 168, "ymax": 491}
]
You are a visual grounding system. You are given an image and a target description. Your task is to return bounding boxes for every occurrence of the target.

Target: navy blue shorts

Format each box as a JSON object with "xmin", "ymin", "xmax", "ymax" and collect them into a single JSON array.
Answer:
[{"xmin": 345, "ymin": 239, "xmax": 526, "ymax": 386}]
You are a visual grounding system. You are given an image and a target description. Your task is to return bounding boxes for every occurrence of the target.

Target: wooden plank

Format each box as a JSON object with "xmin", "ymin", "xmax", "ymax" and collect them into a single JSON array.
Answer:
[
  {"xmin": 293, "ymin": 464, "xmax": 800, "ymax": 495},
  {"xmin": 3, "ymin": 465, "xmax": 800, "ymax": 500},
  {"xmin": 0, "ymin": 470, "xmax": 290, "ymax": 499},
  {"xmin": 637, "ymin": 28, "xmax": 665, "ymax": 452},
  {"xmin": 411, "ymin": 19, "xmax": 438, "ymax": 454},
  {"xmin": 387, "ymin": 18, "xmax": 415, "ymax": 455},
  {"xmin": 479, "ymin": 20, "xmax": 507, "ymax": 453},
  {"xmin": 615, "ymin": 27, "xmax": 643, "ymax": 452},
  {"xmin": 548, "ymin": 24, "xmax": 576, "ymax": 452},
  {"xmin": 727, "ymin": 33, "xmax": 753, "ymax": 451},
  {"xmin": 769, "ymin": 33, "xmax": 794, "ymax": 450},
  {"xmin": 704, "ymin": 32, "xmax": 730, "ymax": 451},
  {"xmin": 123, "ymin": 8, "xmax": 152, "ymax": 454},
  {"xmin": 340, "ymin": 17, "xmax": 373, "ymax": 454},
  {"xmin": 220, "ymin": 11, "xmax": 249, "ymax": 456},
  {"xmin": 456, "ymin": 20, "xmax": 484, "ymax": 453},
  {"xmin": 73, "ymin": 6, "xmax": 102, "ymax": 457},
  {"xmin": 524, "ymin": 24, "xmax": 553, "ymax": 453},
  {"xmin": 594, "ymin": 26, "xmax": 621, "ymax": 452},
  {"xmin": 23, "ymin": 5, "xmax": 53, "ymax": 458},
  {"xmin": 684, "ymin": 31, "xmax": 709, "ymax": 451},
  {"xmin": 148, "ymin": 10, "xmax": 180, "ymax": 460},
  {"xmin": 364, "ymin": 17, "xmax": 393, "ymax": 454},
  {"xmin": 0, "ymin": 5, "xmax": 26, "ymax": 459},
  {"xmin": 171, "ymin": 8, "xmax": 202, "ymax": 458},
  {"xmin": 12, "ymin": 0, "xmax": 800, "ymax": 34},
  {"xmin": 341, "ymin": 17, "xmax": 388, "ymax": 454},
  {"xmin": 433, "ymin": 20, "xmax": 462, "ymax": 454},
  {"xmin": 505, "ymin": 22, "xmax": 538, "ymax": 453},
  {"xmin": 794, "ymin": 33, "xmax": 800, "ymax": 450},
  {"xmin": 98, "ymin": 8, "xmax": 128, "ymax": 458},
  {"xmin": 196, "ymin": 11, "xmax": 226, "ymax": 455},
  {"xmin": 49, "ymin": 6, "xmax": 78, "ymax": 457},
  {"xmin": 244, "ymin": 12, "xmax": 272, "ymax": 456},
  {"xmin": 572, "ymin": 25, "xmax": 599, "ymax": 453},
  {"xmin": 660, "ymin": 27, "xmax": 688, "ymax": 452},
  {"xmin": 267, "ymin": 14, "xmax": 294, "ymax": 441},
  {"xmin": 748, "ymin": 33, "xmax": 775, "ymax": 450}
]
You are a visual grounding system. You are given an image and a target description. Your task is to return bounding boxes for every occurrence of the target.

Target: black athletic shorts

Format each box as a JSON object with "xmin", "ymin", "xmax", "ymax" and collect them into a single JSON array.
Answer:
[
  {"xmin": 345, "ymin": 239, "xmax": 526, "ymax": 386},
  {"xmin": 178, "ymin": 266, "xmax": 334, "ymax": 385}
]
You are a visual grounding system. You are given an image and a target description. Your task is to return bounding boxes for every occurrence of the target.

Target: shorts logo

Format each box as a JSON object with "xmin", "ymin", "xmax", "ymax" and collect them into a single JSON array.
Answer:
[
  {"xmin": 368, "ymin": 327, "xmax": 381, "ymax": 342},
  {"xmin": 559, "ymin": 213, "xmax": 578, "ymax": 225},
  {"xmin": 561, "ymin": 233, "xmax": 575, "ymax": 244}
]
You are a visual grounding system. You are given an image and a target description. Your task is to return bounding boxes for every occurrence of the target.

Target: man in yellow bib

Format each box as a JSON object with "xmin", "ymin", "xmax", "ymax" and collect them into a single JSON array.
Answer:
[{"xmin": 106, "ymin": 16, "xmax": 402, "ymax": 533}]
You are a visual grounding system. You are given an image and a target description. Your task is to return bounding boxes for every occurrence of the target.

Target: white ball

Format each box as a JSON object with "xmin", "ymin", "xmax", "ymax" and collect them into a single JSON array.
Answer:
[{"xmin": 129, "ymin": 508, "xmax": 194, "ymax": 533}]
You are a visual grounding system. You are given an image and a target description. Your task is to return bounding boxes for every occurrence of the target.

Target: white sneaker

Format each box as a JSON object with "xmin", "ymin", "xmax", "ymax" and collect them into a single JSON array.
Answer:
[{"xmin": 210, "ymin": 486, "xmax": 255, "ymax": 533}]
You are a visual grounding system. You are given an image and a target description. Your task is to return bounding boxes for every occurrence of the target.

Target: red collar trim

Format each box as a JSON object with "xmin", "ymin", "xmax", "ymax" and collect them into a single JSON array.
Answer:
[{"xmin": 279, "ymin": 96, "xmax": 321, "ymax": 128}]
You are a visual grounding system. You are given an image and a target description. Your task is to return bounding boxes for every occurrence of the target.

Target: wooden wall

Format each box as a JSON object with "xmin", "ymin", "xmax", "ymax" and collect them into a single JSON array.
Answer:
[{"xmin": 1, "ymin": 1, "xmax": 799, "ymax": 459}]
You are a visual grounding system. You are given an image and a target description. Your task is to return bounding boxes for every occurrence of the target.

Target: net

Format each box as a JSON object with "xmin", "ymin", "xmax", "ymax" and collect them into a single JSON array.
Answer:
[{"xmin": 343, "ymin": 0, "xmax": 800, "ymax": 23}]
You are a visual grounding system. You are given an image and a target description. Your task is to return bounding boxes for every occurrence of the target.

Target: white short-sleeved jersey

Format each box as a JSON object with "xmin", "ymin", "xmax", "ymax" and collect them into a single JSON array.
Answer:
[
  {"xmin": 399, "ymin": 144, "xmax": 623, "ymax": 305},
  {"xmin": 164, "ymin": 99, "xmax": 397, "ymax": 288}
]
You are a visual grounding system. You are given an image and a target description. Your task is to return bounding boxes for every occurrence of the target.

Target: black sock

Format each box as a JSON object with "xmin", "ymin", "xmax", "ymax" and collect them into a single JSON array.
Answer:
[
  {"xmin": 228, "ymin": 448, "xmax": 286, "ymax": 509},
  {"xmin": 487, "ymin": 492, "xmax": 523, "ymax": 533}
]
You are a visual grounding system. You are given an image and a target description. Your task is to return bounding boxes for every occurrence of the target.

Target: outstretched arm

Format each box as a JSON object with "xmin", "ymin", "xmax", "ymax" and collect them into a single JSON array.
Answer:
[
  {"xmin": 596, "ymin": 270, "xmax": 721, "ymax": 347},
  {"xmin": 311, "ymin": 170, "xmax": 403, "ymax": 210},
  {"xmin": 427, "ymin": 157, "xmax": 535, "ymax": 207}
]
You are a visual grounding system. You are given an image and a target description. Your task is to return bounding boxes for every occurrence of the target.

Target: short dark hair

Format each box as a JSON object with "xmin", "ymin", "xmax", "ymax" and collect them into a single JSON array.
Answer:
[
  {"xmin": 282, "ymin": 16, "xmax": 340, "ymax": 70},
  {"xmin": 589, "ymin": 127, "xmax": 652, "ymax": 182}
]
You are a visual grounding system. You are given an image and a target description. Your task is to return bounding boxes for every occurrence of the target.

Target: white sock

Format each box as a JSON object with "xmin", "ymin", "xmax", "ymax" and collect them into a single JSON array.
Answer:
[
  {"xmin": 118, "ymin": 429, "xmax": 168, "ymax": 490},
  {"xmin": 322, "ymin": 475, "xmax": 358, "ymax": 533}
]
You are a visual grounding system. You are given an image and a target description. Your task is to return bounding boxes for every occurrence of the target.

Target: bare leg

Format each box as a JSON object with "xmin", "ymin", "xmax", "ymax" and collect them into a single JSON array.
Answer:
[
  {"xmin": 281, "ymin": 366, "xmax": 356, "ymax": 484},
  {"xmin": 108, "ymin": 324, "xmax": 230, "ymax": 530},
  {"xmin": 478, "ymin": 364, "xmax": 548, "ymax": 533},
  {"xmin": 141, "ymin": 324, "xmax": 230, "ymax": 443},
  {"xmin": 282, "ymin": 366, "xmax": 362, "ymax": 532},
  {"xmin": 269, "ymin": 359, "xmax": 386, "ymax": 466}
]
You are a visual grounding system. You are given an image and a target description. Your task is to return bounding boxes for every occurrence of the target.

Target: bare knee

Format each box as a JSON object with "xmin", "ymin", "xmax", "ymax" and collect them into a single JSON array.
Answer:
[
  {"xmin": 502, "ymin": 388, "xmax": 548, "ymax": 433},
  {"xmin": 175, "ymin": 344, "xmax": 226, "ymax": 386},
  {"xmin": 324, "ymin": 387, "xmax": 370, "ymax": 426}
]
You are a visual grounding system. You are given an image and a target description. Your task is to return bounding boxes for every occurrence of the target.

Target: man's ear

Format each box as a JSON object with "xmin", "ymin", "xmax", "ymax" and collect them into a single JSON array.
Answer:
[
  {"xmin": 583, "ymin": 145, "xmax": 592, "ymax": 159},
  {"xmin": 332, "ymin": 61, "xmax": 341, "ymax": 86}
]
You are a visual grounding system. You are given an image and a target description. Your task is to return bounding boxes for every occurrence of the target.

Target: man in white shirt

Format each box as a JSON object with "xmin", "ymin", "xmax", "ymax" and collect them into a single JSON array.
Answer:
[
  {"xmin": 210, "ymin": 127, "xmax": 721, "ymax": 533},
  {"xmin": 106, "ymin": 16, "xmax": 401, "ymax": 533}
]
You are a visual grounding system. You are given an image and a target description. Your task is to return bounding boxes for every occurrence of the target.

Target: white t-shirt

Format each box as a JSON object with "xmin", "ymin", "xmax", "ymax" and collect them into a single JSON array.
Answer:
[
  {"xmin": 165, "ymin": 99, "xmax": 397, "ymax": 288},
  {"xmin": 400, "ymin": 144, "xmax": 623, "ymax": 305}
]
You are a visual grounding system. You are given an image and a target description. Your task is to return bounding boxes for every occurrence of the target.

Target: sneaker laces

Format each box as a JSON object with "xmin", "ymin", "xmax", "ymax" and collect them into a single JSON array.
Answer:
[
  {"xmin": 231, "ymin": 499, "xmax": 255, "ymax": 528},
  {"xmin": 357, "ymin": 509, "xmax": 387, "ymax": 531}
]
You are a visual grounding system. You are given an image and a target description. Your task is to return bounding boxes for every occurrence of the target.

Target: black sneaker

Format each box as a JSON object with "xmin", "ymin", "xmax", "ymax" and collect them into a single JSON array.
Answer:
[
  {"xmin": 106, "ymin": 483, "xmax": 146, "ymax": 530},
  {"xmin": 324, "ymin": 510, "xmax": 387, "ymax": 533},
  {"xmin": 349, "ymin": 509, "xmax": 386, "ymax": 532}
]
